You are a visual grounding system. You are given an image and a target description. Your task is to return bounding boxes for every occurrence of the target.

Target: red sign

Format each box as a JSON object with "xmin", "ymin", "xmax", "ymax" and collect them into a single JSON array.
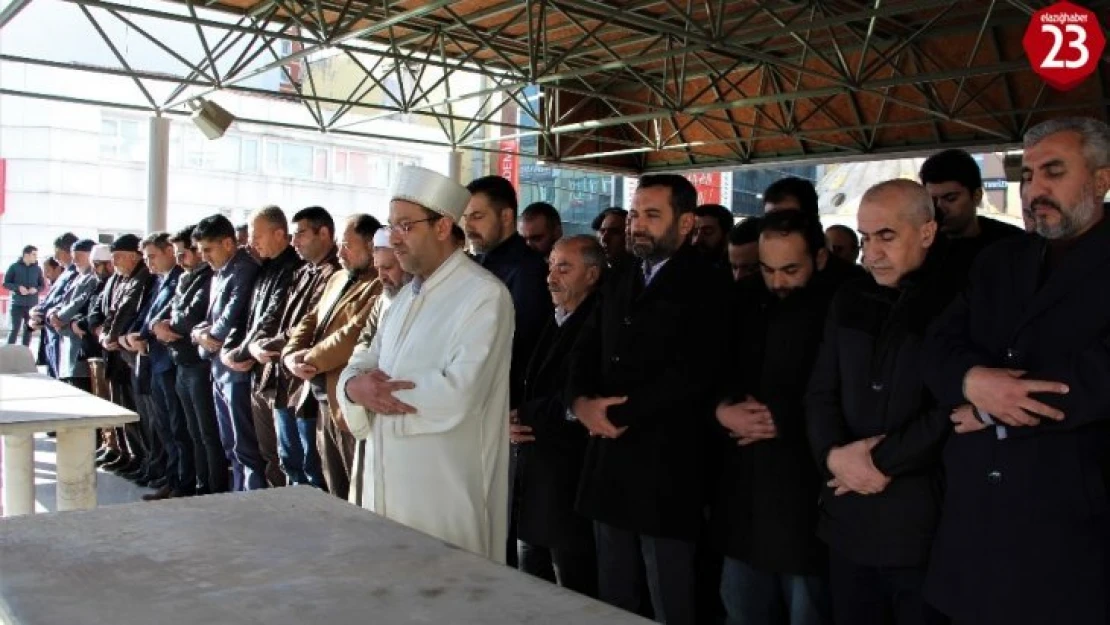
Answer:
[
  {"xmin": 499, "ymin": 139, "xmax": 519, "ymax": 189},
  {"xmin": 685, "ymin": 171, "xmax": 721, "ymax": 205},
  {"xmin": 1022, "ymin": 1, "xmax": 1104, "ymax": 91}
]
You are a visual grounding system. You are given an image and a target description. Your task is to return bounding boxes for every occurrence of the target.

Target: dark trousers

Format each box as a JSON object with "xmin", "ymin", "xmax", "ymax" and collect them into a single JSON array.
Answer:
[
  {"xmin": 318, "ymin": 401, "xmax": 356, "ymax": 500},
  {"xmin": 250, "ymin": 388, "xmax": 285, "ymax": 488},
  {"xmin": 519, "ymin": 538, "xmax": 598, "ymax": 597},
  {"xmin": 175, "ymin": 363, "xmax": 227, "ymax": 493},
  {"xmin": 151, "ymin": 368, "xmax": 195, "ymax": 493},
  {"xmin": 595, "ymin": 521, "xmax": 697, "ymax": 625},
  {"xmin": 134, "ymin": 389, "xmax": 166, "ymax": 478},
  {"xmin": 275, "ymin": 407, "xmax": 324, "ymax": 488},
  {"xmin": 828, "ymin": 550, "xmax": 947, "ymax": 625},
  {"xmin": 721, "ymin": 557, "xmax": 832, "ymax": 625},
  {"xmin": 109, "ymin": 372, "xmax": 146, "ymax": 462},
  {"xmin": 213, "ymin": 375, "xmax": 266, "ymax": 491},
  {"xmin": 7, "ymin": 304, "xmax": 32, "ymax": 345}
]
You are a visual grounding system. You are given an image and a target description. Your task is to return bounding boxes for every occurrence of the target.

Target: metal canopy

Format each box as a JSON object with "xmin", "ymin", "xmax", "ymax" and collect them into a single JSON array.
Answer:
[{"xmin": 2, "ymin": 0, "xmax": 1108, "ymax": 173}]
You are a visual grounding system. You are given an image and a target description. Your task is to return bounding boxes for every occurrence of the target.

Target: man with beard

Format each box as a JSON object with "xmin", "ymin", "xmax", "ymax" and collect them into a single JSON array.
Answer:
[
  {"xmin": 347, "ymin": 227, "xmax": 412, "ymax": 507},
  {"xmin": 692, "ymin": 203, "xmax": 734, "ymax": 269},
  {"xmin": 592, "ymin": 207, "xmax": 632, "ymax": 271},
  {"xmin": 464, "ymin": 175, "xmax": 550, "ymax": 567},
  {"xmin": 763, "ymin": 178, "xmax": 865, "ymax": 295},
  {"xmin": 714, "ymin": 210, "xmax": 833, "ymax": 625},
  {"xmin": 806, "ymin": 180, "xmax": 958, "ymax": 625},
  {"xmin": 48, "ymin": 239, "xmax": 99, "ymax": 392},
  {"xmin": 29, "ymin": 232, "xmax": 79, "ymax": 377},
  {"xmin": 512, "ymin": 235, "xmax": 604, "ymax": 596},
  {"xmin": 266, "ymin": 206, "xmax": 340, "ymax": 488},
  {"xmin": 152, "ymin": 226, "xmax": 223, "ymax": 494},
  {"xmin": 728, "ymin": 217, "xmax": 763, "ymax": 282},
  {"xmin": 922, "ymin": 117, "xmax": 1110, "ymax": 625},
  {"xmin": 339, "ymin": 165, "xmax": 513, "ymax": 562},
  {"xmin": 282, "ymin": 215, "xmax": 382, "ymax": 500},
  {"xmin": 568, "ymin": 174, "xmax": 731, "ymax": 624},
  {"xmin": 74, "ymin": 246, "xmax": 117, "ymax": 464},
  {"xmin": 519, "ymin": 201, "xmax": 564, "ymax": 258}
]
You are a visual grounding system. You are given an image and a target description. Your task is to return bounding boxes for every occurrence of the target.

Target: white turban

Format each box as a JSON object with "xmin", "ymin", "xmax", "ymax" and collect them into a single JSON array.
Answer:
[
  {"xmin": 391, "ymin": 165, "xmax": 470, "ymax": 221},
  {"xmin": 373, "ymin": 228, "xmax": 392, "ymax": 249},
  {"xmin": 90, "ymin": 244, "xmax": 113, "ymax": 263}
]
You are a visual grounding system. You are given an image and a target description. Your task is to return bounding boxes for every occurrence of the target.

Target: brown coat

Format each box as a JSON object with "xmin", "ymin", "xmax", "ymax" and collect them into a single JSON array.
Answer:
[{"xmin": 283, "ymin": 270, "xmax": 382, "ymax": 422}]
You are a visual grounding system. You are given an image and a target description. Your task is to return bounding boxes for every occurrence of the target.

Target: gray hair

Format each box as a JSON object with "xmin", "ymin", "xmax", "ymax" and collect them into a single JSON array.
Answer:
[
  {"xmin": 1024, "ymin": 117, "xmax": 1110, "ymax": 171},
  {"xmin": 557, "ymin": 234, "xmax": 606, "ymax": 269},
  {"xmin": 860, "ymin": 179, "xmax": 934, "ymax": 225}
]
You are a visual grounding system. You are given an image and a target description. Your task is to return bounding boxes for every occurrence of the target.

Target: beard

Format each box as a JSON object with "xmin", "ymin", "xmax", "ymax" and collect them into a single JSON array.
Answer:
[
  {"xmin": 631, "ymin": 222, "xmax": 683, "ymax": 263},
  {"xmin": 1032, "ymin": 185, "xmax": 1100, "ymax": 240}
]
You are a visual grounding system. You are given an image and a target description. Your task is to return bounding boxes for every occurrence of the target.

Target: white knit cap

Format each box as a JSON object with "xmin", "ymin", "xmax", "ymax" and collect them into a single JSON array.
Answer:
[
  {"xmin": 90, "ymin": 244, "xmax": 113, "ymax": 263},
  {"xmin": 372, "ymin": 228, "xmax": 392, "ymax": 249},
  {"xmin": 390, "ymin": 165, "xmax": 470, "ymax": 221}
]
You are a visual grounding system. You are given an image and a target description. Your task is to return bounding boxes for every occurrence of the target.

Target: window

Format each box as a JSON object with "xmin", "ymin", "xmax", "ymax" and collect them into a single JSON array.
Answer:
[
  {"xmin": 241, "ymin": 138, "xmax": 260, "ymax": 173},
  {"xmin": 182, "ymin": 133, "xmax": 242, "ymax": 171},
  {"xmin": 263, "ymin": 139, "xmax": 328, "ymax": 180},
  {"xmin": 334, "ymin": 149, "xmax": 391, "ymax": 188},
  {"xmin": 100, "ymin": 117, "xmax": 144, "ymax": 161}
]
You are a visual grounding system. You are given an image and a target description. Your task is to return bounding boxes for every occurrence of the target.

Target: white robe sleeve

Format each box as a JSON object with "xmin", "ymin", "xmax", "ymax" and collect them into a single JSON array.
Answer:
[
  {"xmin": 393, "ymin": 289, "xmax": 514, "ymax": 437},
  {"xmin": 337, "ymin": 311, "xmax": 385, "ymax": 441}
]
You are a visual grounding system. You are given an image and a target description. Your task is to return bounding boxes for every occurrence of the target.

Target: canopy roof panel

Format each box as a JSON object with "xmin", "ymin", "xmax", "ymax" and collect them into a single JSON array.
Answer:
[{"xmin": 2, "ymin": 0, "xmax": 1107, "ymax": 172}]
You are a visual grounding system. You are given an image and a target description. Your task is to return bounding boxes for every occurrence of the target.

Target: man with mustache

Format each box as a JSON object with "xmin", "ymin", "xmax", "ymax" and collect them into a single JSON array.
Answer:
[
  {"xmin": 714, "ymin": 210, "xmax": 835, "ymax": 625},
  {"xmin": 567, "ymin": 174, "xmax": 731, "ymax": 624},
  {"xmin": 339, "ymin": 165, "xmax": 513, "ymax": 563},
  {"xmin": 807, "ymin": 179, "xmax": 959, "ymax": 625},
  {"xmin": 922, "ymin": 117, "xmax": 1110, "ymax": 625}
]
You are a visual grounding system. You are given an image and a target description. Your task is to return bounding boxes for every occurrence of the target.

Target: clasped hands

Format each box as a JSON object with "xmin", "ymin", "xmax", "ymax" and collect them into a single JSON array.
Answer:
[
  {"xmin": 826, "ymin": 436, "xmax": 889, "ymax": 497},
  {"xmin": 716, "ymin": 396, "xmax": 777, "ymax": 446},
  {"xmin": 345, "ymin": 368, "xmax": 417, "ymax": 416}
]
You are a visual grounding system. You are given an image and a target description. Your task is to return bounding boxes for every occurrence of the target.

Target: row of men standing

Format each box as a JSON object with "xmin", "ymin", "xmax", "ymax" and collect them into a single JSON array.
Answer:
[
  {"xmin": 435, "ymin": 117, "xmax": 1110, "ymax": 625},
  {"xmin": 26, "ymin": 208, "xmax": 412, "ymax": 502}
]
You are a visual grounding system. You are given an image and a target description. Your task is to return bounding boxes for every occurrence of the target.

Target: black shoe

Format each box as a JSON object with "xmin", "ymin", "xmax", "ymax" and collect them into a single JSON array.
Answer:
[
  {"xmin": 147, "ymin": 476, "xmax": 168, "ymax": 490},
  {"xmin": 112, "ymin": 459, "xmax": 144, "ymax": 475},
  {"xmin": 101, "ymin": 454, "xmax": 132, "ymax": 471},
  {"xmin": 141, "ymin": 485, "xmax": 174, "ymax": 501},
  {"xmin": 121, "ymin": 466, "xmax": 147, "ymax": 481},
  {"xmin": 96, "ymin": 450, "xmax": 122, "ymax": 466}
]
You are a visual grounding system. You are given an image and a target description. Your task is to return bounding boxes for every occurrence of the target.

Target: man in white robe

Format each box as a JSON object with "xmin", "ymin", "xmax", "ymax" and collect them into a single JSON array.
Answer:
[{"xmin": 339, "ymin": 165, "xmax": 514, "ymax": 563}]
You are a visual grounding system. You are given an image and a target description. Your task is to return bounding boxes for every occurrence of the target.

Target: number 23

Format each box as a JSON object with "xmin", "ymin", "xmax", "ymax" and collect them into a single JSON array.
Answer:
[{"xmin": 1041, "ymin": 24, "xmax": 1090, "ymax": 69}]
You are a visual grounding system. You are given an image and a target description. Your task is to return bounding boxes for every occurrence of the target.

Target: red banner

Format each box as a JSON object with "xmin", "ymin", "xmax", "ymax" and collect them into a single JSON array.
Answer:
[
  {"xmin": 0, "ymin": 158, "xmax": 6, "ymax": 218},
  {"xmin": 685, "ymin": 171, "xmax": 721, "ymax": 205},
  {"xmin": 499, "ymin": 139, "xmax": 519, "ymax": 189}
]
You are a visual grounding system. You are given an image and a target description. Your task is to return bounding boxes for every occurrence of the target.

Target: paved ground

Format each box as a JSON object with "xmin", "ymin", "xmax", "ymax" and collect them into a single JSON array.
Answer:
[{"xmin": 0, "ymin": 433, "xmax": 152, "ymax": 515}]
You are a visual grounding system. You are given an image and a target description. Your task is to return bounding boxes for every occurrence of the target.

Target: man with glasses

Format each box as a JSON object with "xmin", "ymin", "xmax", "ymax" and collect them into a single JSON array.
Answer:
[{"xmin": 340, "ymin": 165, "xmax": 514, "ymax": 563}]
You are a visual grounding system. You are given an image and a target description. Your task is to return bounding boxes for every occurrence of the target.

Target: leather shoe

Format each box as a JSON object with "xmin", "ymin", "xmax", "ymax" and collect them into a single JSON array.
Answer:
[
  {"xmin": 141, "ymin": 485, "xmax": 174, "ymax": 501},
  {"xmin": 96, "ymin": 450, "xmax": 121, "ymax": 466},
  {"xmin": 101, "ymin": 455, "xmax": 133, "ymax": 471},
  {"xmin": 147, "ymin": 476, "xmax": 168, "ymax": 490}
]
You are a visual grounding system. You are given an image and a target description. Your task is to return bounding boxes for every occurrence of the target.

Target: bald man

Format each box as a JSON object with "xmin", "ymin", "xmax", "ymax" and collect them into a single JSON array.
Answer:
[{"xmin": 806, "ymin": 179, "xmax": 958, "ymax": 625}]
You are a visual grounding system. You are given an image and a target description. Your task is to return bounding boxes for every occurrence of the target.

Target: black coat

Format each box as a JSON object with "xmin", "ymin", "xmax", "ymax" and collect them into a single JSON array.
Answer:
[
  {"xmin": 157, "ymin": 264, "xmax": 213, "ymax": 367},
  {"xmin": 942, "ymin": 216, "xmax": 1024, "ymax": 291},
  {"xmin": 478, "ymin": 233, "xmax": 551, "ymax": 409},
  {"xmin": 515, "ymin": 294, "xmax": 599, "ymax": 549},
  {"xmin": 567, "ymin": 245, "xmax": 731, "ymax": 541},
  {"xmin": 225, "ymin": 245, "xmax": 304, "ymax": 367},
  {"xmin": 921, "ymin": 219, "xmax": 1110, "ymax": 625},
  {"xmin": 712, "ymin": 280, "xmax": 832, "ymax": 575},
  {"xmin": 805, "ymin": 242, "xmax": 962, "ymax": 568}
]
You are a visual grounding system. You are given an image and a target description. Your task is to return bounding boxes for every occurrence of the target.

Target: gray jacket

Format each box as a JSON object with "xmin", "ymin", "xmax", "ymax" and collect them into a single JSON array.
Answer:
[{"xmin": 50, "ymin": 269, "xmax": 99, "ymax": 379}]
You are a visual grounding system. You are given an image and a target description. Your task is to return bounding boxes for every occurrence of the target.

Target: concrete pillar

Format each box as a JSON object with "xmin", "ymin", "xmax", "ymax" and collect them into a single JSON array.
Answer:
[
  {"xmin": 447, "ymin": 150, "xmax": 463, "ymax": 183},
  {"xmin": 1, "ymin": 432, "xmax": 35, "ymax": 516},
  {"xmin": 55, "ymin": 427, "xmax": 96, "ymax": 512},
  {"xmin": 146, "ymin": 116, "xmax": 171, "ymax": 233}
]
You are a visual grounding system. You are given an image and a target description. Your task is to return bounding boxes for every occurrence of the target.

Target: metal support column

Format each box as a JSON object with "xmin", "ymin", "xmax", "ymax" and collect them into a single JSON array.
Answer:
[
  {"xmin": 447, "ymin": 150, "xmax": 463, "ymax": 183},
  {"xmin": 146, "ymin": 116, "xmax": 170, "ymax": 232}
]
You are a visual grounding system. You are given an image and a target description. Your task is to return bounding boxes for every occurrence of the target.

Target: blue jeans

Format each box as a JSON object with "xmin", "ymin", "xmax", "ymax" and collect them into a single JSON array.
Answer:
[
  {"xmin": 721, "ymin": 557, "xmax": 831, "ymax": 625},
  {"xmin": 274, "ymin": 407, "xmax": 324, "ymax": 488},
  {"xmin": 151, "ymin": 369, "xmax": 195, "ymax": 493},
  {"xmin": 212, "ymin": 375, "xmax": 266, "ymax": 491},
  {"xmin": 595, "ymin": 521, "xmax": 697, "ymax": 625}
]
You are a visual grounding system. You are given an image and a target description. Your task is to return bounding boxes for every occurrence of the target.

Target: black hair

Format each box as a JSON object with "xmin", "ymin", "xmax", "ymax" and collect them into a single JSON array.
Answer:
[
  {"xmin": 919, "ymin": 148, "xmax": 983, "ymax": 193},
  {"xmin": 54, "ymin": 232, "xmax": 78, "ymax": 253},
  {"xmin": 467, "ymin": 175, "xmax": 519, "ymax": 216},
  {"xmin": 170, "ymin": 225, "xmax": 197, "ymax": 248},
  {"xmin": 637, "ymin": 174, "xmax": 698, "ymax": 216},
  {"xmin": 291, "ymin": 206, "xmax": 335, "ymax": 238},
  {"xmin": 728, "ymin": 217, "xmax": 763, "ymax": 246},
  {"xmin": 193, "ymin": 215, "xmax": 237, "ymax": 243},
  {"xmin": 759, "ymin": 209, "xmax": 826, "ymax": 258},
  {"xmin": 763, "ymin": 177, "xmax": 819, "ymax": 217},
  {"xmin": 694, "ymin": 204, "xmax": 734, "ymax": 233},
  {"xmin": 22, "ymin": 245, "xmax": 37, "ymax": 256},
  {"xmin": 140, "ymin": 232, "xmax": 173, "ymax": 250},
  {"xmin": 348, "ymin": 214, "xmax": 383, "ymax": 242},
  {"xmin": 825, "ymin": 224, "xmax": 860, "ymax": 250},
  {"xmin": 591, "ymin": 207, "xmax": 627, "ymax": 231},
  {"xmin": 521, "ymin": 202, "xmax": 562, "ymax": 228}
]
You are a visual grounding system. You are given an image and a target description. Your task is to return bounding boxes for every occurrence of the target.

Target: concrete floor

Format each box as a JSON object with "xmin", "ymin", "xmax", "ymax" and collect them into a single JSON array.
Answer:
[{"xmin": 0, "ymin": 433, "xmax": 152, "ymax": 516}]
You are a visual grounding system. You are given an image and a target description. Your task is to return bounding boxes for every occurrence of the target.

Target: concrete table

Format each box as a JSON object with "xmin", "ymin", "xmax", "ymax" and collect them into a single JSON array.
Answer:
[
  {"xmin": 0, "ymin": 372, "xmax": 138, "ymax": 516},
  {"xmin": 0, "ymin": 488, "xmax": 649, "ymax": 625}
]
